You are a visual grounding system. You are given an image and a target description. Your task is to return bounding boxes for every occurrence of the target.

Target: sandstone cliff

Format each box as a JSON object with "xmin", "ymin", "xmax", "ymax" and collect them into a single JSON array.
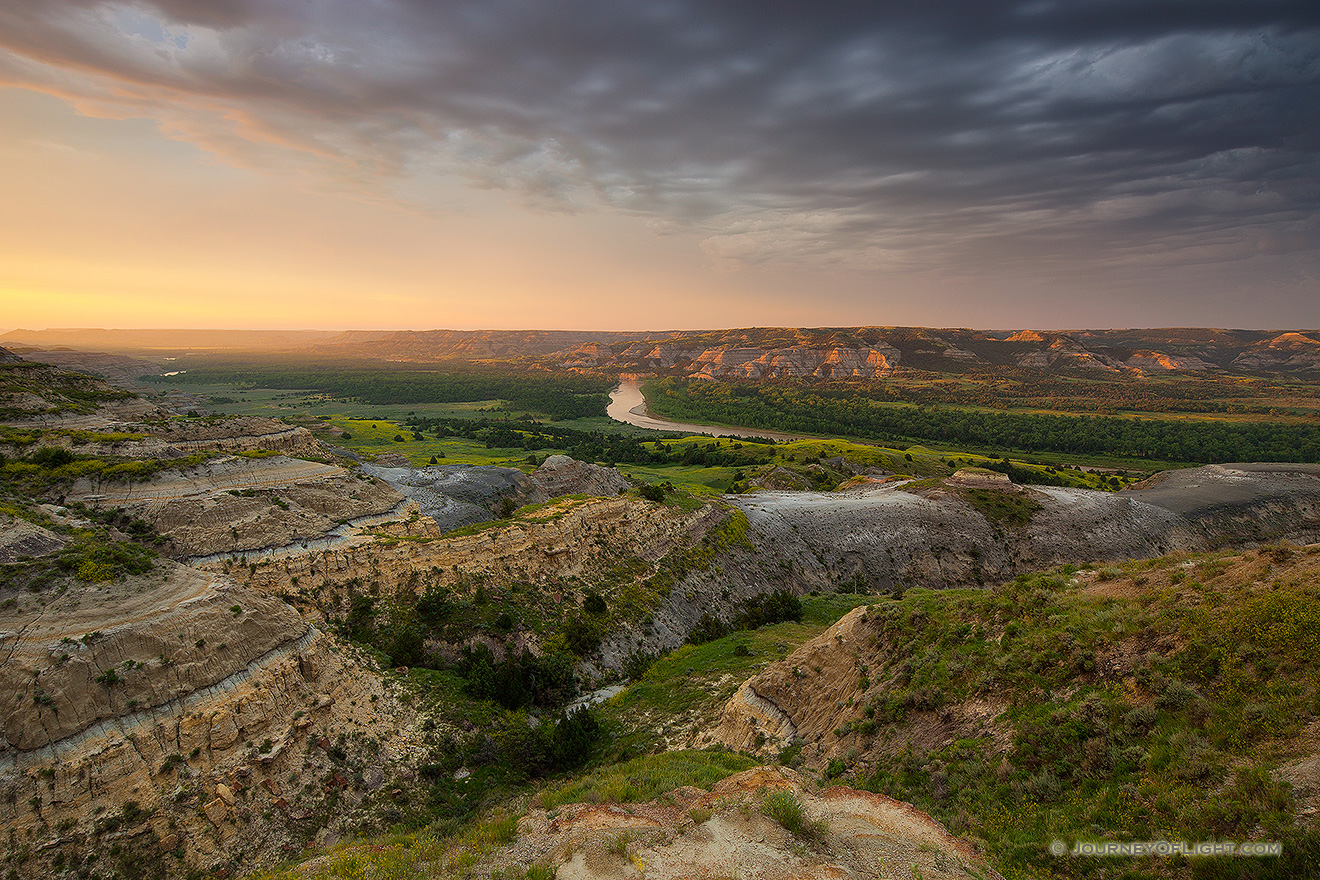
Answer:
[{"xmin": 1, "ymin": 560, "xmax": 427, "ymax": 877}]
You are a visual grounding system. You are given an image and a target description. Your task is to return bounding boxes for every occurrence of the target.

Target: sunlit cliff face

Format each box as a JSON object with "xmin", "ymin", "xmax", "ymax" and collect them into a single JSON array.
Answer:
[{"xmin": 2, "ymin": 1, "xmax": 1318, "ymax": 330}]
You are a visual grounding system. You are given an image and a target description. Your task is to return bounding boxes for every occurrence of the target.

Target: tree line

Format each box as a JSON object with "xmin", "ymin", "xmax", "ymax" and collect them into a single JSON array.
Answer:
[
  {"xmin": 151, "ymin": 359, "xmax": 614, "ymax": 420},
  {"xmin": 404, "ymin": 414, "xmax": 776, "ymax": 467},
  {"xmin": 645, "ymin": 379, "xmax": 1320, "ymax": 464}
]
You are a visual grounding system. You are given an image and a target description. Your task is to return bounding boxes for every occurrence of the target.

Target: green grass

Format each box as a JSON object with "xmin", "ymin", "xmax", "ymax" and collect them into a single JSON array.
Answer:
[
  {"xmin": 326, "ymin": 417, "xmax": 539, "ymax": 469},
  {"xmin": 846, "ymin": 549, "xmax": 1320, "ymax": 879},
  {"xmin": 614, "ymin": 462, "xmax": 742, "ymax": 493},
  {"xmin": 315, "ymin": 412, "xmax": 1128, "ymax": 496},
  {"xmin": 539, "ymin": 750, "xmax": 758, "ymax": 809},
  {"xmin": 149, "ymin": 377, "xmax": 1141, "ymax": 491},
  {"xmin": 598, "ymin": 592, "xmax": 877, "ymax": 757},
  {"xmin": 278, "ymin": 585, "xmax": 881, "ymax": 880},
  {"xmin": 761, "ymin": 789, "xmax": 828, "ymax": 841},
  {"xmin": 251, "ymin": 810, "xmax": 523, "ymax": 880},
  {"xmin": 955, "ymin": 487, "xmax": 1043, "ymax": 526},
  {"xmin": 250, "ymin": 751, "xmax": 758, "ymax": 880}
]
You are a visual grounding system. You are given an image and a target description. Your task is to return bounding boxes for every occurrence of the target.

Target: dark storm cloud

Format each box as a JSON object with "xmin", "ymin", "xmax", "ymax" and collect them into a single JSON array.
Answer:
[{"xmin": 2, "ymin": 0, "xmax": 1318, "ymax": 267}]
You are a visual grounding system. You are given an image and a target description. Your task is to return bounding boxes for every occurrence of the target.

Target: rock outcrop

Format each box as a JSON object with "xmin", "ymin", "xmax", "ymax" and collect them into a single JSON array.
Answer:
[
  {"xmin": 0, "ymin": 560, "xmax": 426, "ymax": 877},
  {"xmin": 67, "ymin": 455, "xmax": 406, "ymax": 558},
  {"xmin": 0, "ymin": 360, "xmax": 163, "ymax": 427},
  {"xmin": 1233, "ymin": 332, "xmax": 1320, "ymax": 371},
  {"xmin": 687, "ymin": 346, "xmax": 900, "ymax": 379},
  {"xmin": 530, "ymin": 454, "xmax": 631, "ymax": 498},
  {"xmin": 141, "ymin": 416, "xmax": 329, "ymax": 459},
  {"xmin": 1126, "ymin": 350, "xmax": 1214, "ymax": 371},
  {"xmin": 361, "ymin": 461, "xmax": 545, "ymax": 531},
  {"xmin": 502, "ymin": 766, "xmax": 1001, "ymax": 880},
  {"xmin": 723, "ymin": 463, "xmax": 1320, "ymax": 593},
  {"xmin": 227, "ymin": 493, "xmax": 721, "ymax": 611},
  {"xmin": 708, "ymin": 606, "xmax": 877, "ymax": 758},
  {"xmin": 7, "ymin": 348, "xmax": 163, "ymax": 389},
  {"xmin": 1, "ymin": 565, "xmax": 307, "ymax": 752},
  {"xmin": 0, "ymin": 514, "xmax": 65, "ymax": 563}
]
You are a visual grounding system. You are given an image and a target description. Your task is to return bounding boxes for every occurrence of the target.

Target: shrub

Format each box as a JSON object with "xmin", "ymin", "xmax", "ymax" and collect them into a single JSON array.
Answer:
[
  {"xmin": 761, "ymin": 789, "xmax": 827, "ymax": 840},
  {"xmin": 562, "ymin": 616, "xmax": 605, "ymax": 657},
  {"xmin": 685, "ymin": 613, "xmax": 730, "ymax": 646},
  {"xmin": 583, "ymin": 591, "xmax": 607, "ymax": 616},
  {"xmin": 623, "ymin": 650, "xmax": 658, "ymax": 682},
  {"xmin": 736, "ymin": 590, "xmax": 803, "ymax": 629},
  {"xmin": 460, "ymin": 645, "xmax": 577, "ymax": 710},
  {"xmin": 60, "ymin": 533, "xmax": 156, "ymax": 583},
  {"xmin": 415, "ymin": 586, "xmax": 451, "ymax": 624},
  {"xmin": 548, "ymin": 706, "xmax": 601, "ymax": 770},
  {"xmin": 778, "ymin": 739, "xmax": 804, "ymax": 766},
  {"xmin": 77, "ymin": 561, "xmax": 117, "ymax": 583},
  {"xmin": 29, "ymin": 446, "xmax": 76, "ymax": 468},
  {"xmin": 384, "ymin": 622, "xmax": 424, "ymax": 667}
]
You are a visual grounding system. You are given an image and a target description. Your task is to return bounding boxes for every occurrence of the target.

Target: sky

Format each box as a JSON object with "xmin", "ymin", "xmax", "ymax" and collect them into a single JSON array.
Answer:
[{"xmin": 1, "ymin": 1, "xmax": 1318, "ymax": 331}]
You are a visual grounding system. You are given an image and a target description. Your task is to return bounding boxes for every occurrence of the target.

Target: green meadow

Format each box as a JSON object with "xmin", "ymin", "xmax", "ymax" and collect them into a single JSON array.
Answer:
[
  {"xmin": 321, "ymin": 415, "xmax": 1129, "ymax": 495},
  {"xmin": 144, "ymin": 373, "xmax": 1139, "ymax": 493}
]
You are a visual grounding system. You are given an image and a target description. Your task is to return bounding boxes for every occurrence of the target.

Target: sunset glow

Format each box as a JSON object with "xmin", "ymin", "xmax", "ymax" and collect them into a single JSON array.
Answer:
[{"xmin": 2, "ymin": 2, "xmax": 1317, "ymax": 330}]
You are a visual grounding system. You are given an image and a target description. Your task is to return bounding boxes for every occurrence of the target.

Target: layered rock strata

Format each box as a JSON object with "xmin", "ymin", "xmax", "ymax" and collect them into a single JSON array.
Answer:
[
  {"xmin": 501, "ymin": 766, "xmax": 1001, "ymax": 880},
  {"xmin": 0, "ymin": 562, "xmax": 424, "ymax": 876},
  {"xmin": 66, "ymin": 455, "xmax": 405, "ymax": 558}
]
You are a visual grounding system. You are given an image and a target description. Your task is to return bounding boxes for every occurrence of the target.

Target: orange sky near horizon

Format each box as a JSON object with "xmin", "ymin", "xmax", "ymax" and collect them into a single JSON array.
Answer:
[
  {"xmin": 2, "ymin": 0, "xmax": 1316, "ymax": 333},
  {"xmin": 1, "ymin": 79, "xmax": 1312, "ymax": 334},
  {"xmin": 2, "ymin": 89, "xmax": 825, "ymax": 332}
]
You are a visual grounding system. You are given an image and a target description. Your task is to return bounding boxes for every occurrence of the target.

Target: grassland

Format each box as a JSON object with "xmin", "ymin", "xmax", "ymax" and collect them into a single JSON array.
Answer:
[
  {"xmin": 308, "ymin": 413, "xmax": 1132, "ymax": 495},
  {"xmin": 835, "ymin": 546, "xmax": 1320, "ymax": 879},
  {"xmin": 147, "ymin": 366, "xmax": 1165, "ymax": 480}
]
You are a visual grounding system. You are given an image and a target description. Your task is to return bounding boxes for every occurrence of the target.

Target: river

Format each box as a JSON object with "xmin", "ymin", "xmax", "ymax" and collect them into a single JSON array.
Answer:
[{"xmin": 606, "ymin": 380, "xmax": 807, "ymax": 441}]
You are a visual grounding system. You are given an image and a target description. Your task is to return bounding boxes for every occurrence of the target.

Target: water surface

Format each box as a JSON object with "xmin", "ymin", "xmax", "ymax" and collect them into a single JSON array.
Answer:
[{"xmin": 607, "ymin": 380, "xmax": 805, "ymax": 441}]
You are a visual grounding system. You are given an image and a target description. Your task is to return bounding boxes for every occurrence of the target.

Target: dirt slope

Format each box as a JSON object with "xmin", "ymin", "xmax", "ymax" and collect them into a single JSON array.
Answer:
[
  {"xmin": 725, "ymin": 463, "xmax": 1320, "ymax": 593},
  {"xmin": 291, "ymin": 766, "xmax": 1001, "ymax": 880}
]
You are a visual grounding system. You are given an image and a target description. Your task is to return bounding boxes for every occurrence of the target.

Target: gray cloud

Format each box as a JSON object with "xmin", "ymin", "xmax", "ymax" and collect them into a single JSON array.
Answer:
[{"xmin": 2, "ymin": 0, "xmax": 1318, "ymax": 275}]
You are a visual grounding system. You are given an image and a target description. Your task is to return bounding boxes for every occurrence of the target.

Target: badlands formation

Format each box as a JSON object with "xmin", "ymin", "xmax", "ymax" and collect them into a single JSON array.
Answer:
[
  {"xmin": 2, "ymin": 349, "xmax": 1319, "ymax": 878},
  {"xmin": 233, "ymin": 325, "xmax": 1320, "ymax": 378}
]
